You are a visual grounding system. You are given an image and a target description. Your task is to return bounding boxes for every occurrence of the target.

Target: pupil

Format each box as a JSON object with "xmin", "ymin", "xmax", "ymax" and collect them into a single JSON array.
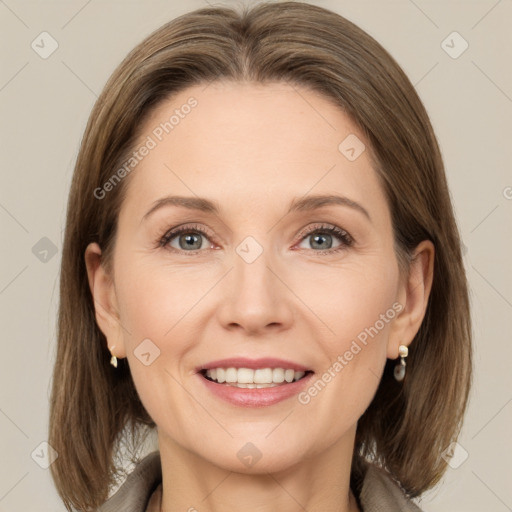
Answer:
[
  {"xmin": 311, "ymin": 233, "xmax": 332, "ymax": 250},
  {"xmin": 180, "ymin": 233, "xmax": 201, "ymax": 250}
]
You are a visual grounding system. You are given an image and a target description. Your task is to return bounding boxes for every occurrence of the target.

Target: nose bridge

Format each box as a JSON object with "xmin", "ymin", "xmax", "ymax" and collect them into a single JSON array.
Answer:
[
  {"xmin": 233, "ymin": 234, "xmax": 277, "ymax": 305},
  {"xmin": 217, "ymin": 233, "xmax": 293, "ymax": 333}
]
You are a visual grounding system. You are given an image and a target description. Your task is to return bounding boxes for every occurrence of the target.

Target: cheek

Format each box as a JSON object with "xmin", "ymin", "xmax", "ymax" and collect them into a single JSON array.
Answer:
[
  {"xmin": 116, "ymin": 259, "xmax": 209, "ymax": 342},
  {"xmin": 298, "ymin": 256, "xmax": 398, "ymax": 343},
  {"xmin": 301, "ymin": 259, "xmax": 398, "ymax": 396},
  {"xmin": 113, "ymin": 261, "xmax": 206, "ymax": 426},
  {"xmin": 290, "ymin": 265, "xmax": 399, "ymax": 454}
]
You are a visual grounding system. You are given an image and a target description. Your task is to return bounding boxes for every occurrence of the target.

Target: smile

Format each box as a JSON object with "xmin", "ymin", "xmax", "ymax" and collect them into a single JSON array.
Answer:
[{"xmin": 201, "ymin": 367, "xmax": 313, "ymax": 388}]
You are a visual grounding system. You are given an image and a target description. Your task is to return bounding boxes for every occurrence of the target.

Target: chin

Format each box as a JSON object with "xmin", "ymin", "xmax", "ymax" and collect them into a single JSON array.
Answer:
[{"xmin": 198, "ymin": 437, "xmax": 308, "ymax": 475}]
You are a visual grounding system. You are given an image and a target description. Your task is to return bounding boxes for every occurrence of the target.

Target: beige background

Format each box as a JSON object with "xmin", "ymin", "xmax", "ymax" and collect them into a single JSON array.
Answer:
[{"xmin": 1, "ymin": 0, "xmax": 511, "ymax": 510}]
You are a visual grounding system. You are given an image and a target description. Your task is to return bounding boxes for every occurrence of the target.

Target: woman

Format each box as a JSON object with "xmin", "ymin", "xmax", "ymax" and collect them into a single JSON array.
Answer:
[{"xmin": 48, "ymin": 2, "xmax": 472, "ymax": 511}]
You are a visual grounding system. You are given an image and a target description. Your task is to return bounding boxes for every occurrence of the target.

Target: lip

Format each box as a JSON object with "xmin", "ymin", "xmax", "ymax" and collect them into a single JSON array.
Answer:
[
  {"xmin": 195, "ymin": 357, "xmax": 312, "ymax": 373},
  {"xmin": 198, "ymin": 371, "xmax": 315, "ymax": 408}
]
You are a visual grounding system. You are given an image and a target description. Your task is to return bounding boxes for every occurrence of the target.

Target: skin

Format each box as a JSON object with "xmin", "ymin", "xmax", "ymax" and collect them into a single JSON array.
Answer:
[{"xmin": 85, "ymin": 81, "xmax": 434, "ymax": 512}]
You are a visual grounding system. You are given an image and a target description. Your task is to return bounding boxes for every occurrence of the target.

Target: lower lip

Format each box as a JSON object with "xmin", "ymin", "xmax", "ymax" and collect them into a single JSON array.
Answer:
[{"xmin": 198, "ymin": 372, "xmax": 314, "ymax": 407}]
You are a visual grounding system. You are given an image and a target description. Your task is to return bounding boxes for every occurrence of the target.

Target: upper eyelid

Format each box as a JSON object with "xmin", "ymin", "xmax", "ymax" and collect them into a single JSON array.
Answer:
[
  {"xmin": 161, "ymin": 222, "xmax": 352, "ymax": 247},
  {"xmin": 296, "ymin": 223, "xmax": 350, "ymax": 240}
]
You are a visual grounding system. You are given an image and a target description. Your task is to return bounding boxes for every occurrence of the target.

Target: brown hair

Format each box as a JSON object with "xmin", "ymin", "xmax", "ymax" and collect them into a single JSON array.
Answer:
[{"xmin": 49, "ymin": 1, "xmax": 472, "ymax": 510}]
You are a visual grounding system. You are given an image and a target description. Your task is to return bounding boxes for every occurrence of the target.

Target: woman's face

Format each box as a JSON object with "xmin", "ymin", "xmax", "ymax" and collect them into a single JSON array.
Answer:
[{"xmin": 88, "ymin": 80, "xmax": 417, "ymax": 472}]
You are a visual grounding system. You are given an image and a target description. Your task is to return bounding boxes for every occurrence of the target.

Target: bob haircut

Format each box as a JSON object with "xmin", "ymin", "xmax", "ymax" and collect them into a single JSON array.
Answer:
[{"xmin": 49, "ymin": 1, "xmax": 472, "ymax": 510}]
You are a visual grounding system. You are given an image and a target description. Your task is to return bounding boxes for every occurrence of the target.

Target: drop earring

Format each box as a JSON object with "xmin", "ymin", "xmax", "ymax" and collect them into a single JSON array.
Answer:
[
  {"xmin": 393, "ymin": 344, "xmax": 408, "ymax": 382},
  {"xmin": 109, "ymin": 345, "xmax": 118, "ymax": 368}
]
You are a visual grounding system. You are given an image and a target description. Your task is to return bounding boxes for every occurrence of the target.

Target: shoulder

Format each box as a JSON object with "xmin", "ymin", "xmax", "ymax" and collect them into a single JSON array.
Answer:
[
  {"xmin": 358, "ymin": 460, "xmax": 424, "ymax": 512},
  {"xmin": 97, "ymin": 451, "xmax": 162, "ymax": 512}
]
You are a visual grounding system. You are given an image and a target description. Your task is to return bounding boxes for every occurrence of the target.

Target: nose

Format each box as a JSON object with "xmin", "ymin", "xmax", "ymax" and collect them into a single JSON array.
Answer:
[{"xmin": 216, "ymin": 244, "xmax": 294, "ymax": 336}]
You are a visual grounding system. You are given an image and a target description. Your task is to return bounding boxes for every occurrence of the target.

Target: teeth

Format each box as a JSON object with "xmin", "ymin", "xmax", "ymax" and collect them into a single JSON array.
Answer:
[
  {"xmin": 225, "ymin": 368, "xmax": 238, "ymax": 383},
  {"xmin": 227, "ymin": 382, "xmax": 280, "ymax": 389},
  {"xmin": 204, "ymin": 367, "xmax": 307, "ymax": 385},
  {"xmin": 254, "ymin": 368, "xmax": 272, "ymax": 383},
  {"xmin": 273, "ymin": 368, "xmax": 285, "ymax": 383}
]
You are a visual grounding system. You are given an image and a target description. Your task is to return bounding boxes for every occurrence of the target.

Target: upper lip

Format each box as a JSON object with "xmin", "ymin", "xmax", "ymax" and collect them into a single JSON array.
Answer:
[{"xmin": 196, "ymin": 357, "xmax": 312, "ymax": 373}]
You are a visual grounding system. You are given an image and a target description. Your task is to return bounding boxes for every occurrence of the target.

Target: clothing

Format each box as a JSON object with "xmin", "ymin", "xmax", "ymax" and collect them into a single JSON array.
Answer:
[{"xmin": 97, "ymin": 451, "xmax": 423, "ymax": 512}]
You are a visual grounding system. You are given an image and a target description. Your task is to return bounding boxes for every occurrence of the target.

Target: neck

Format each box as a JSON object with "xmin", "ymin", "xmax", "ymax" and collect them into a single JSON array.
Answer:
[{"xmin": 157, "ymin": 428, "xmax": 360, "ymax": 512}]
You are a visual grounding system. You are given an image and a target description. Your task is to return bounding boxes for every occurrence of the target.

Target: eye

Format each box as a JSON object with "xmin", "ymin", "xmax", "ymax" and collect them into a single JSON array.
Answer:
[
  {"xmin": 158, "ymin": 222, "xmax": 354, "ymax": 255},
  {"xmin": 295, "ymin": 223, "xmax": 353, "ymax": 254},
  {"xmin": 159, "ymin": 223, "xmax": 215, "ymax": 253}
]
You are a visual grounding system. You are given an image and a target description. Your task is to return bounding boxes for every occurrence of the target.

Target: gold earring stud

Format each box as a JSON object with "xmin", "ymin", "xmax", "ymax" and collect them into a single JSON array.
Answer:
[
  {"xmin": 109, "ymin": 345, "xmax": 118, "ymax": 368},
  {"xmin": 393, "ymin": 344, "xmax": 408, "ymax": 382}
]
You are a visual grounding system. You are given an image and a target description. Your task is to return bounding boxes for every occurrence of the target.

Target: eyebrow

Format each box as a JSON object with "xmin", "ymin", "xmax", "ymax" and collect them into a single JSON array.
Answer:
[{"xmin": 141, "ymin": 193, "xmax": 371, "ymax": 224}]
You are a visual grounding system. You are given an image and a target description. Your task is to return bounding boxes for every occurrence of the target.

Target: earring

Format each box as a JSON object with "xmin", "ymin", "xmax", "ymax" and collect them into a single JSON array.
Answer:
[
  {"xmin": 109, "ymin": 345, "xmax": 118, "ymax": 368},
  {"xmin": 393, "ymin": 344, "xmax": 408, "ymax": 382}
]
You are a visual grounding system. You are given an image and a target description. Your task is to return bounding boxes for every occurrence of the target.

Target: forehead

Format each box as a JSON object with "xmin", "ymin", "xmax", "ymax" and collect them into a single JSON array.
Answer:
[{"xmin": 118, "ymin": 80, "xmax": 388, "ymax": 226}]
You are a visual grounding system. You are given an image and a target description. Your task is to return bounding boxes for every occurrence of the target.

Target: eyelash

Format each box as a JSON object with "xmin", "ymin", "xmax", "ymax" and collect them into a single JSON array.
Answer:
[{"xmin": 158, "ymin": 222, "xmax": 354, "ymax": 256}]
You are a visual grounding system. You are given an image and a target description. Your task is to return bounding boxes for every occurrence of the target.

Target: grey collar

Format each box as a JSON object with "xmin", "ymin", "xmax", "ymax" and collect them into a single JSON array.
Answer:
[{"xmin": 98, "ymin": 451, "xmax": 423, "ymax": 512}]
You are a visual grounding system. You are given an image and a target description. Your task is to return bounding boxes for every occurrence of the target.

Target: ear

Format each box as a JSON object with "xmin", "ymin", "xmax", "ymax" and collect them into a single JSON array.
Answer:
[
  {"xmin": 84, "ymin": 242, "xmax": 127, "ymax": 359},
  {"xmin": 386, "ymin": 240, "xmax": 435, "ymax": 359}
]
